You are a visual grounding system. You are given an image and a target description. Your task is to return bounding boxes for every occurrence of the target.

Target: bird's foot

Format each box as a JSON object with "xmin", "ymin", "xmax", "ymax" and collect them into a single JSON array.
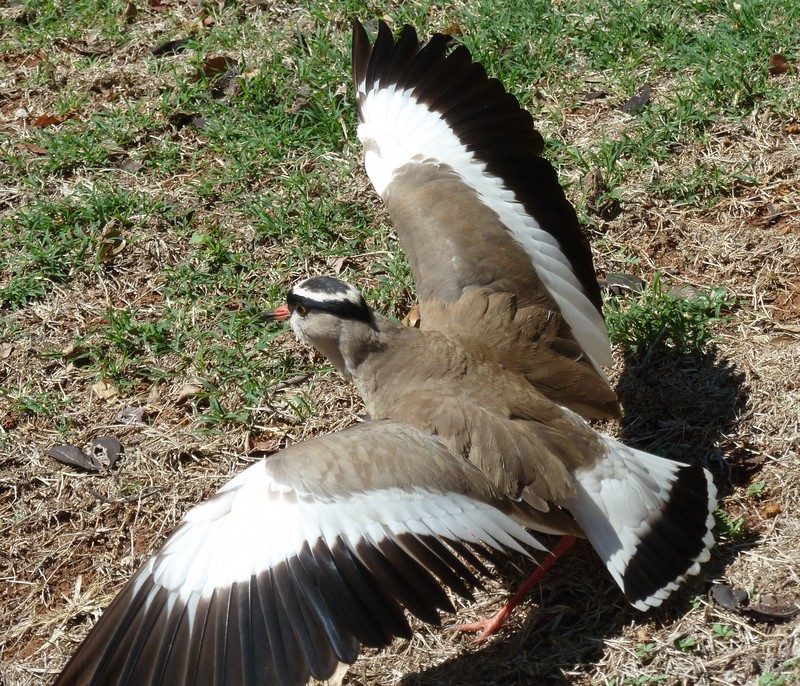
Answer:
[
  {"xmin": 451, "ymin": 605, "xmax": 514, "ymax": 642},
  {"xmin": 451, "ymin": 535, "xmax": 577, "ymax": 642}
]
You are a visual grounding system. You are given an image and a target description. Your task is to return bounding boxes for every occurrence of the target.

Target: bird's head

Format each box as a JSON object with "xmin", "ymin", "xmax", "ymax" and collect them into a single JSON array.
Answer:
[{"xmin": 266, "ymin": 276, "xmax": 376, "ymax": 379}]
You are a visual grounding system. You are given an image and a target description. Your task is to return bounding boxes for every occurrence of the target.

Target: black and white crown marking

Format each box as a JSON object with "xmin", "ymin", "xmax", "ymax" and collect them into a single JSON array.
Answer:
[{"xmin": 289, "ymin": 276, "xmax": 372, "ymax": 323}]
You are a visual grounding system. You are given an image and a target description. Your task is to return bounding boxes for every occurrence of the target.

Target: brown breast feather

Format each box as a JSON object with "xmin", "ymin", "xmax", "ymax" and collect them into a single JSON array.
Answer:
[
  {"xmin": 358, "ymin": 300, "xmax": 607, "ymax": 536},
  {"xmin": 419, "ymin": 289, "xmax": 620, "ymax": 419}
]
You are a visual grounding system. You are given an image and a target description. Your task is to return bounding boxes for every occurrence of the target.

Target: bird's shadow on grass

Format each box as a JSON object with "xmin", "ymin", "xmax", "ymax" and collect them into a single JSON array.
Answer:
[
  {"xmin": 397, "ymin": 543, "xmax": 632, "ymax": 685},
  {"xmin": 398, "ymin": 347, "xmax": 754, "ymax": 685},
  {"xmin": 614, "ymin": 345, "xmax": 763, "ymax": 610},
  {"xmin": 614, "ymin": 345, "xmax": 751, "ymax": 493}
]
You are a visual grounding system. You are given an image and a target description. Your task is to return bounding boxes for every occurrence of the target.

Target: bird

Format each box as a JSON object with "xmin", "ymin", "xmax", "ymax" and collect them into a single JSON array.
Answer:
[
  {"xmin": 52, "ymin": 19, "xmax": 717, "ymax": 686},
  {"xmin": 350, "ymin": 17, "xmax": 715, "ymax": 633},
  {"xmin": 268, "ymin": 274, "xmax": 716, "ymax": 625}
]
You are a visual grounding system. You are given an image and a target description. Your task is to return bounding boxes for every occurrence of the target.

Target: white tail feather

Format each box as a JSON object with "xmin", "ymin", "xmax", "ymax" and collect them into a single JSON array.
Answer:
[{"xmin": 559, "ymin": 435, "xmax": 717, "ymax": 610}]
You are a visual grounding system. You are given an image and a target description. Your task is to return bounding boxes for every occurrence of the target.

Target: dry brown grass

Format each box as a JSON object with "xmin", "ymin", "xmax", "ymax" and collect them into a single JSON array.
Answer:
[{"xmin": 2, "ymin": 4, "xmax": 799, "ymax": 686}]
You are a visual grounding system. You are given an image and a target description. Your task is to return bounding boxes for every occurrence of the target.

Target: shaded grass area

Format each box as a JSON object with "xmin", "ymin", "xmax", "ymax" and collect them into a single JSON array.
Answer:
[{"xmin": 1, "ymin": 0, "xmax": 799, "ymax": 684}]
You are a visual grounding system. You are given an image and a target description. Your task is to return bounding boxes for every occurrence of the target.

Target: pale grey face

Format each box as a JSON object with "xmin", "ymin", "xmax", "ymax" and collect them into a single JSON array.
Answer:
[
  {"xmin": 265, "ymin": 276, "xmax": 371, "ymax": 333},
  {"xmin": 286, "ymin": 276, "xmax": 370, "ymax": 338}
]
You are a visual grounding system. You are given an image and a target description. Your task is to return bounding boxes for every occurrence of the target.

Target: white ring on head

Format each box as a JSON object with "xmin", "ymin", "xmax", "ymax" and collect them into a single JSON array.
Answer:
[{"xmin": 292, "ymin": 280, "xmax": 364, "ymax": 308}]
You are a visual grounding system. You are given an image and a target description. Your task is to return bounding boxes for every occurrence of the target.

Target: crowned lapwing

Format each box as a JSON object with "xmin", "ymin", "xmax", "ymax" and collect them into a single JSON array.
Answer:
[{"xmin": 54, "ymin": 21, "xmax": 716, "ymax": 686}]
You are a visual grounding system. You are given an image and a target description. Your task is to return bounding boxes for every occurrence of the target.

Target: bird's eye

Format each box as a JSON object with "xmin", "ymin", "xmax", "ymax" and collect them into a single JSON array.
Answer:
[{"xmin": 293, "ymin": 303, "xmax": 309, "ymax": 317}]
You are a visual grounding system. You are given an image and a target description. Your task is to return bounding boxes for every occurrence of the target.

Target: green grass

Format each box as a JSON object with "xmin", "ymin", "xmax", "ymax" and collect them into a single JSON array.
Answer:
[
  {"xmin": 0, "ymin": 185, "xmax": 151, "ymax": 307},
  {"xmin": 1, "ymin": 0, "xmax": 133, "ymax": 47},
  {"xmin": 604, "ymin": 274, "xmax": 738, "ymax": 355},
  {"xmin": 2, "ymin": 386, "xmax": 73, "ymax": 417},
  {"xmin": 471, "ymin": 0, "xmax": 800, "ymax": 220},
  {"xmin": 759, "ymin": 662, "xmax": 800, "ymax": 686},
  {"xmin": 711, "ymin": 622, "xmax": 736, "ymax": 641},
  {"xmin": 715, "ymin": 508, "xmax": 748, "ymax": 540},
  {"xmin": 2, "ymin": 0, "xmax": 796, "ymax": 429}
]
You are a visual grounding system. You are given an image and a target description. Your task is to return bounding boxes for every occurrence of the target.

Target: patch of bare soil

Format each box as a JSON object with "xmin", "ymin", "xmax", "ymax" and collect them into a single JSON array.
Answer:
[{"xmin": 2, "ymin": 12, "xmax": 799, "ymax": 686}]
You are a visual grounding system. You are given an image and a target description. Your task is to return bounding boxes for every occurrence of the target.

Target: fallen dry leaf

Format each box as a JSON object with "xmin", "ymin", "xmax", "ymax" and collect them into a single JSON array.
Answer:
[
  {"xmin": 272, "ymin": 373, "xmax": 312, "ymax": 393},
  {"xmin": 402, "ymin": 305, "xmax": 421, "ymax": 328},
  {"xmin": 201, "ymin": 56, "xmax": 237, "ymax": 79},
  {"xmin": 46, "ymin": 444, "xmax": 101, "ymax": 472},
  {"xmin": 760, "ymin": 502, "xmax": 782, "ymax": 518},
  {"xmin": 773, "ymin": 324, "xmax": 800, "ymax": 334},
  {"xmin": 621, "ymin": 83, "xmax": 651, "ymax": 114},
  {"xmin": 96, "ymin": 222, "xmax": 127, "ymax": 263},
  {"xmin": 168, "ymin": 111, "xmax": 207, "ymax": 129},
  {"xmin": 72, "ymin": 36, "xmax": 114, "ymax": 57},
  {"xmin": 210, "ymin": 73, "xmax": 241, "ymax": 100},
  {"xmin": 118, "ymin": 156, "xmax": 146, "ymax": 173},
  {"xmin": 577, "ymin": 90, "xmax": 608, "ymax": 102},
  {"xmin": 151, "ymin": 37, "xmax": 191, "ymax": 57},
  {"xmin": 747, "ymin": 593, "xmax": 800, "ymax": 619},
  {"xmin": 768, "ymin": 53, "xmax": 793, "ymax": 76},
  {"xmin": 15, "ymin": 141, "xmax": 49, "ymax": 154},
  {"xmin": 286, "ymin": 96, "xmax": 309, "ymax": 115},
  {"xmin": 198, "ymin": 56, "xmax": 241, "ymax": 100},
  {"xmin": 176, "ymin": 383, "xmax": 203, "ymax": 403},
  {"xmin": 441, "ymin": 22, "xmax": 463, "ymax": 37},
  {"xmin": 32, "ymin": 114, "xmax": 66, "ymax": 128},
  {"xmin": 147, "ymin": 383, "xmax": 161, "ymax": 406},
  {"xmin": 61, "ymin": 341, "xmax": 85, "ymax": 357},
  {"xmin": 710, "ymin": 583, "xmax": 749, "ymax": 611},
  {"xmin": 326, "ymin": 255, "xmax": 348, "ymax": 274},
  {"xmin": 116, "ymin": 405, "xmax": 147, "ymax": 424},
  {"xmin": 92, "ymin": 379, "xmax": 118, "ymax": 400},
  {"xmin": 709, "ymin": 583, "xmax": 800, "ymax": 620},
  {"xmin": 123, "ymin": 1, "xmax": 137, "ymax": 22},
  {"xmin": 91, "ymin": 436, "xmax": 123, "ymax": 468}
]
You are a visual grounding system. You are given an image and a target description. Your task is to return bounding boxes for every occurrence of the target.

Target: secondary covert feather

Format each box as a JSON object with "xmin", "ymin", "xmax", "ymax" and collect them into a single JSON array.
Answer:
[{"xmin": 53, "ymin": 19, "xmax": 716, "ymax": 686}]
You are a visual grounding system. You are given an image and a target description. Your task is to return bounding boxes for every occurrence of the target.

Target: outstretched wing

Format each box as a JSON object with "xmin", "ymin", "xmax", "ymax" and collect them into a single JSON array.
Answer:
[
  {"xmin": 55, "ymin": 420, "xmax": 544, "ymax": 686},
  {"xmin": 352, "ymin": 20, "xmax": 612, "ymax": 370}
]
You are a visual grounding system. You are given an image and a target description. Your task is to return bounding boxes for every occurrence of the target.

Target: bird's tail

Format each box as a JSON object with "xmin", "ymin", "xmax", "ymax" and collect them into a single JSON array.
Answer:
[{"xmin": 559, "ymin": 435, "xmax": 717, "ymax": 610}]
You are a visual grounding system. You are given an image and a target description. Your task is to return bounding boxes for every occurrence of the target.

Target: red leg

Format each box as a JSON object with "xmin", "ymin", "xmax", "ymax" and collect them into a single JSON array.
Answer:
[{"xmin": 452, "ymin": 535, "xmax": 577, "ymax": 641}]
